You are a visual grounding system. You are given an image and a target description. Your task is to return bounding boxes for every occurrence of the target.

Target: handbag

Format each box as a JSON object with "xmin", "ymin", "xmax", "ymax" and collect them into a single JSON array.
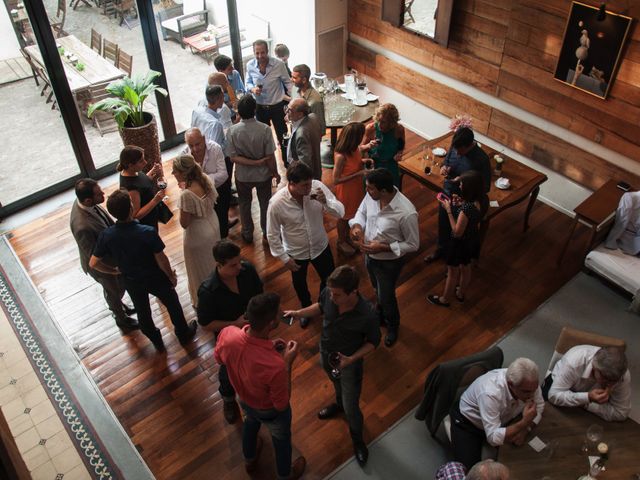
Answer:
[{"xmin": 157, "ymin": 200, "xmax": 173, "ymax": 224}]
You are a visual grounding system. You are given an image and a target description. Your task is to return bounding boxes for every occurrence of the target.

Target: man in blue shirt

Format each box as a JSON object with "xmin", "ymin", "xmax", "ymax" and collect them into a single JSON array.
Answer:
[
  {"xmin": 245, "ymin": 39, "xmax": 292, "ymax": 160},
  {"xmin": 424, "ymin": 127, "xmax": 491, "ymax": 263},
  {"xmin": 214, "ymin": 54, "xmax": 245, "ymax": 96},
  {"xmin": 191, "ymin": 85, "xmax": 226, "ymax": 151},
  {"xmin": 90, "ymin": 189, "xmax": 197, "ymax": 351}
]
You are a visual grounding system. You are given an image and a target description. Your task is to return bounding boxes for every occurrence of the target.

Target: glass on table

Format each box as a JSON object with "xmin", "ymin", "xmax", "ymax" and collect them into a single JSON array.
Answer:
[{"xmin": 587, "ymin": 424, "xmax": 603, "ymax": 446}]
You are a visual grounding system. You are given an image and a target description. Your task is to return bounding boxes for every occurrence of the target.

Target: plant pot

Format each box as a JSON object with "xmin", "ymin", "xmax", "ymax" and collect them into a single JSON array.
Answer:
[{"xmin": 120, "ymin": 112, "xmax": 161, "ymax": 172}]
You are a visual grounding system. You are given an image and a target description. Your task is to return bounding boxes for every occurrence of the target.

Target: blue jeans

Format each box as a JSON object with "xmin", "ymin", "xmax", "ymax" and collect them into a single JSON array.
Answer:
[
  {"xmin": 241, "ymin": 403, "xmax": 292, "ymax": 479},
  {"xmin": 365, "ymin": 255, "xmax": 405, "ymax": 329},
  {"xmin": 321, "ymin": 353, "xmax": 364, "ymax": 443}
]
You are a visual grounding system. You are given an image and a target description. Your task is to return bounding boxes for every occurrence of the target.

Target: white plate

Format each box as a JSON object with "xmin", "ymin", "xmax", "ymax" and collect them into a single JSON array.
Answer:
[
  {"xmin": 494, "ymin": 179, "xmax": 510, "ymax": 190},
  {"xmin": 366, "ymin": 93, "xmax": 379, "ymax": 101},
  {"xmin": 352, "ymin": 98, "xmax": 367, "ymax": 107},
  {"xmin": 432, "ymin": 147, "xmax": 447, "ymax": 157}
]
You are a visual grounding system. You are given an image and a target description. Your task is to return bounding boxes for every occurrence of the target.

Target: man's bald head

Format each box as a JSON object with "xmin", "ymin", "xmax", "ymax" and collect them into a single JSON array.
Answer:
[
  {"xmin": 289, "ymin": 98, "xmax": 309, "ymax": 115},
  {"xmin": 185, "ymin": 127, "xmax": 204, "ymax": 144},
  {"xmin": 466, "ymin": 460, "xmax": 509, "ymax": 480},
  {"xmin": 207, "ymin": 72, "xmax": 230, "ymax": 88}
]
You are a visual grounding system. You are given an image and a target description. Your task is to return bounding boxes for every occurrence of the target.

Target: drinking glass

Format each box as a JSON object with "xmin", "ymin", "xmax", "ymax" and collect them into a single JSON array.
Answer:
[
  {"xmin": 587, "ymin": 424, "xmax": 603, "ymax": 446},
  {"xmin": 328, "ymin": 352, "xmax": 341, "ymax": 379},
  {"xmin": 157, "ymin": 178, "xmax": 167, "ymax": 190}
]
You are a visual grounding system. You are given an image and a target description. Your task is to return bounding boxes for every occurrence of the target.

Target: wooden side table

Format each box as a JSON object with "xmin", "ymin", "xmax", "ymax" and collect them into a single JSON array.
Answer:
[{"xmin": 557, "ymin": 179, "xmax": 635, "ymax": 265}]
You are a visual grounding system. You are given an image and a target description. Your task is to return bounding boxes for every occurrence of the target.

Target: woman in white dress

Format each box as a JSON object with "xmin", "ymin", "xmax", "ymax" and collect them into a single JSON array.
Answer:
[{"xmin": 172, "ymin": 154, "xmax": 220, "ymax": 307}]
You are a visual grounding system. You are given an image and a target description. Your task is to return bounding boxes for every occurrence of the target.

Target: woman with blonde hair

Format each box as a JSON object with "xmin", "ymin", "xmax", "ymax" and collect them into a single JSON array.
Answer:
[
  {"xmin": 118, "ymin": 146, "xmax": 165, "ymax": 230},
  {"xmin": 362, "ymin": 103, "xmax": 405, "ymax": 187},
  {"xmin": 172, "ymin": 154, "xmax": 220, "ymax": 307},
  {"xmin": 333, "ymin": 122, "xmax": 376, "ymax": 256}
]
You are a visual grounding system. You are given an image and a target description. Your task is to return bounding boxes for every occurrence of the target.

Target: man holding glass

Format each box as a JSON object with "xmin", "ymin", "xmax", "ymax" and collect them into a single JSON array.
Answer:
[
  {"xmin": 245, "ymin": 39, "xmax": 293, "ymax": 160},
  {"xmin": 291, "ymin": 64, "xmax": 326, "ymax": 133},
  {"xmin": 284, "ymin": 265, "xmax": 380, "ymax": 467}
]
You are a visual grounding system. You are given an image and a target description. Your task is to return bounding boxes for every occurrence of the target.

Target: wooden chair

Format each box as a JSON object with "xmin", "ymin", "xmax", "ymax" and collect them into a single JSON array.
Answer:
[
  {"xmin": 117, "ymin": 49, "xmax": 132, "ymax": 76},
  {"xmin": 158, "ymin": 0, "xmax": 208, "ymax": 48},
  {"xmin": 86, "ymin": 82, "xmax": 118, "ymax": 136},
  {"xmin": 36, "ymin": 67, "xmax": 57, "ymax": 109},
  {"xmin": 19, "ymin": 49, "xmax": 39, "ymax": 87},
  {"xmin": 90, "ymin": 29, "xmax": 102, "ymax": 55},
  {"xmin": 51, "ymin": 0, "xmax": 67, "ymax": 37},
  {"xmin": 114, "ymin": 0, "xmax": 137, "ymax": 29},
  {"xmin": 546, "ymin": 326, "xmax": 626, "ymax": 374},
  {"xmin": 102, "ymin": 38, "xmax": 119, "ymax": 65}
]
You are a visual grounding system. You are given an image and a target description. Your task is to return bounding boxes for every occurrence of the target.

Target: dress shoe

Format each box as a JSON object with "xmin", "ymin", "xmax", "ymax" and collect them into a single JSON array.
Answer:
[
  {"xmin": 177, "ymin": 320, "xmax": 197, "ymax": 345},
  {"xmin": 223, "ymin": 400, "xmax": 239, "ymax": 424},
  {"xmin": 384, "ymin": 329, "xmax": 398, "ymax": 347},
  {"xmin": 228, "ymin": 217, "xmax": 239, "ymax": 229},
  {"xmin": 115, "ymin": 316, "xmax": 139, "ymax": 330},
  {"xmin": 287, "ymin": 456, "xmax": 306, "ymax": 479},
  {"xmin": 353, "ymin": 441, "xmax": 369, "ymax": 467},
  {"xmin": 229, "ymin": 194, "xmax": 239, "ymax": 206},
  {"xmin": 317, "ymin": 403, "xmax": 343, "ymax": 420},
  {"xmin": 244, "ymin": 436, "xmax": 264, "ymax": 473},
  {"xmin": 299, "ymin": 317, "xmax": 309, "ymax": 328},
  {"xmin": 423, "ymin": 250, "xmax": 443, "ymax": 264},
  {"xmin": 151, "ymin": 337, "xmax": 165, "ymax": 352}
]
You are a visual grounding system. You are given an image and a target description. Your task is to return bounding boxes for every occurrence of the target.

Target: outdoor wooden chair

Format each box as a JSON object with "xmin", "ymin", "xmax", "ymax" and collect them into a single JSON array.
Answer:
[
  {"xmin": 102, "ymin": 38, "xmax": 119, "ymax": 65},
  {"xmin": 90, "ymin": 29, "xmax": 102, "ymax": 55},
  {"xmin": 36, "ymin": 67, "xmax": 57, "ymax": 109},
  {"xmin": 114, "ymin": 0, "xmax": 137, "ymax": 29},
  {"xmin": 51, "ymin": 0, "xmax": 67, "ymax": 37},
  {"xmin": 117, "ymin": 49, "xmax": 132, "ymax": 76},
  {"xmin": 86, "ymin": 82, "xmax": 118, "ymax": 136},
  {"xmin": 158, "ymin": 0, "xmax": 208, "ymax": 48},
  {"xmin": 19, "ymin": 49, "xmax": 39, "ymax": 87}
]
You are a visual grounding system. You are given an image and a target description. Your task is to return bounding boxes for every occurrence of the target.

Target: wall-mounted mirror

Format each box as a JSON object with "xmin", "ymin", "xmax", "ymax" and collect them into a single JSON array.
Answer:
[{"xmin": 382, "ymin": 0, "xmax": 454, "ymax": 47}]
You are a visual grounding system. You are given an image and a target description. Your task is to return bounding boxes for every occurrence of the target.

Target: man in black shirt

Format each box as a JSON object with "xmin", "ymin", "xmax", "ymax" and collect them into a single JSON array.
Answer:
[
  {"xmin": 90, "ymin": 189, "xmax": 197, "ymax": 351},
  {"xmin": 285, "ymin": 265, "xmax": 380, "ymax": 467},
  {"xmin": 424, "ymin": 127, "xmax": 491, "ymax": 263},
  {"xmin": 197, "ymin": 240, "xmax": 263, "ymax": 423}
]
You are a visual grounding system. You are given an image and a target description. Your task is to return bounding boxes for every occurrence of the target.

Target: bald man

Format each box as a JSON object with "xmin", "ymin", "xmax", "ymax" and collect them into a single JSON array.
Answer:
[
  {"xmin": 182, "ymin": 128, "xmax": 237, "ymax": 237},
  {"xmin": 285, "ymin": 98, "xmax": 322, "ymax": 179}
]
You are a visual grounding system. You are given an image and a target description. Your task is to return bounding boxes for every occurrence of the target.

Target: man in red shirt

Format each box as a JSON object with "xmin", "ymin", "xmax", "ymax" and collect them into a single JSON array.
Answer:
[{"xmin": 214, "ymin": 293, "xmax": 306, "ymax": 479}]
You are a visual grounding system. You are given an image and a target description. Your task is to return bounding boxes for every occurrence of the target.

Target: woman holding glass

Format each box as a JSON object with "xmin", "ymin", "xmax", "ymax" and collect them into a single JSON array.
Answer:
[
  {"xmin": 363, "ymin": 103, "xmax": 405, "ymax": 187},
  {"xmin": 118, "ymin": 146, "xmax": 165, "ymax": 231},
  {"xmin": 172, "ymin": 154, "xmax": 220, "ymax": 308},
  {"xmin": 333, "ymin": 122, "xmax": 376, "ymax": 256}
]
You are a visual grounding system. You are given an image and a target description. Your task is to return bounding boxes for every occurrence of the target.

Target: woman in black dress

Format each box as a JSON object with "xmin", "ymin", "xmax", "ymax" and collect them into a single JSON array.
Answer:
[
  {"xmin": 118, "ymin": 146, "xmax": 165, "ymax": 230},
  {"xmin": 427, "ymin": 171, "xmax": 487, "ymax": 307}
]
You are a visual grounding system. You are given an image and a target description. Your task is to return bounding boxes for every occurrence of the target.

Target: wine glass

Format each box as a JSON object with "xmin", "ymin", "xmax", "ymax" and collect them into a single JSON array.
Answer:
[
  {"xmin": 328, "ymin": 352, "xmax": 341, "ymax": 379},
  {"xmin": 587, "ymin": 424, "xmax": 603, "ymax": 446},
  {"xmin": 157, "ymin": 178, "xmax": 167, "ymax": 190}
]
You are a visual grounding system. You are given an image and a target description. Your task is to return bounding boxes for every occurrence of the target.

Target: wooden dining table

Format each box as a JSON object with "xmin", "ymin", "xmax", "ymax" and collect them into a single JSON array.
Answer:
[
  {"xmin": 499, "ymin": 404, "xmax": 640, "ymax": 479},
  {"xmin": 24, "ymin": 34, "xmax": 125, "ymax": 94},
  {"xmin": 399, "ymin": 131, "xmax": 548, "ymax": 245}
]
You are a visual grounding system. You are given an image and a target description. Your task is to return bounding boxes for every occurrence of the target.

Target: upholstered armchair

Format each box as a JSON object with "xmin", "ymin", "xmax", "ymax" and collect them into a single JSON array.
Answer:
[{"xmin": 158, "ymin": 0, "xmax": 208, "ymax": 48}]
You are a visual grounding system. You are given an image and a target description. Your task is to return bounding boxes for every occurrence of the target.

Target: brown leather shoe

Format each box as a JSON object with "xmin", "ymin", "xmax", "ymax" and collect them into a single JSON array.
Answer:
[
  {"xmin": 244, "ymin": 436, "xmax": 263, "ymax": 473},
  {"xmin": 223, "ymin": 400, "xmax": 239, "ymax": 424},
  {"xmin": 288, "ymin": 456, "xmax": 306, "ymax": 479}
]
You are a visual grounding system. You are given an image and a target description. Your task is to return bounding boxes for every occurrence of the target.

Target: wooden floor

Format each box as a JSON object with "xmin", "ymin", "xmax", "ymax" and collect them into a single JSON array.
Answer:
[{"xmin": 8, "ymin": 129, "xmax": 589, "ymax": 479}]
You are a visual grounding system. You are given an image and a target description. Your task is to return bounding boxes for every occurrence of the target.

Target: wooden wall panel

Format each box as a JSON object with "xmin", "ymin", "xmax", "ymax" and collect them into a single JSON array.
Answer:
[{"xmin": 348, "ymin": 0, "xmax": 640, "ymax": 190}]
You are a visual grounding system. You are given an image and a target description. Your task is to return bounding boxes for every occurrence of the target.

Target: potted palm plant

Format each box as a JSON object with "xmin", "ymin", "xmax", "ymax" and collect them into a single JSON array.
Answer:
[{"xmin": 88, "ymin": 70, "xmax": 168, "ymax": 168}]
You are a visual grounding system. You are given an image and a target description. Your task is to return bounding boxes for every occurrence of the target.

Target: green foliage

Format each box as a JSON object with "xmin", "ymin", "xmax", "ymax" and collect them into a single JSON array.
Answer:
[
  {"xmin": 75, "ymin": 62, "xmax": 85, "ymax": 71},
  {"xmin": 87, "ymin": 70, "xmax": 168, "ymax": 129}
]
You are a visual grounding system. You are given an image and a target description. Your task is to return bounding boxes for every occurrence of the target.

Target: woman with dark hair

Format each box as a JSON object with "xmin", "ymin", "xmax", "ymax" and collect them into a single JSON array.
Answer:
[
  {"xmin": 427, "ymin": 170, "xmax": 487, "ymax": 307},
  {"xmin": 118, "ymin": 146, "xmax": 165, "ymax": 230},
  {"xmin": 333, "ymin": 122, "xmax": 376, "ymax": 256},
  {"xmin": 362, "ymin": 103, "xmax": 405, "ymax": 187},
  {"xmin": 172, "ymin": 154, "xmax": 220, "ymax": 307}
]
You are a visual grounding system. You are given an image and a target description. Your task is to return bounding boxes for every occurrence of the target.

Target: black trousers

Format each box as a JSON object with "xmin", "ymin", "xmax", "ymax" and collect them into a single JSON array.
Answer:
[
  {"xmin": 437, "ymin": 203, "xmax": 452, "ymax": 254},
  {"xmin": 256, "ymin": 101, "xmax": 288, "ymax": 161},
  {"xmin": 215, "ymin": 177, "xmax": 232, "ymax": 238},
  {"xmin": 541, "ymin": 373, "xmax": 553, "ymax": 401},
  {"xmin": 291, "ymin": 246, "xmax": 335, "ymax": 307},
  {"xmin": 450, "ymin": 402, "xmax": 486, "ymax": 470},
  {"xmin": 123, "ymin": 274, "xmax": 189, "ymax": 343},
  {"xmin": 218, "ymin": 364, "xmax": 236, "ymax": 401}
]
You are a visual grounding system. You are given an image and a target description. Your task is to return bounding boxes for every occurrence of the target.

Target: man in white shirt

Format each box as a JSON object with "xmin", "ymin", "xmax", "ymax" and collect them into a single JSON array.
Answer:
[
  {"xmin": 605, "ymin": 191, "xmax": 640, "ymax": 255},
  {"xmin": 544, "ymin": 345, "xmax": 631, "ymax": 421},
  {"xmin": 349, "ymin": 168, "xmax": 419, "ymax": 347},
  {"xmin": 267, "ymin": 162, "xmax": 344, "ymax": 327},
  {"xmin": 182, "ymin": 128, "xmax": 237, "ymax": 238},
  {"xmin": 451, "ymin": 358, "xmax": 545, "ymax": 470}
]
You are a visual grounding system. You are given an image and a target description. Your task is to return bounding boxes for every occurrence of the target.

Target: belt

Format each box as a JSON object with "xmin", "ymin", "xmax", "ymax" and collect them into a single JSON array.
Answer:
[{"xmin": 257, "ymin": 102, "xmax": 284, "ymax": 109}]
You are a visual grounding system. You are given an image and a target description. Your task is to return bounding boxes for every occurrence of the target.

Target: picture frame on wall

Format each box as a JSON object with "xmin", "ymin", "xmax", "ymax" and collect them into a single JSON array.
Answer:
[{"xmin": 553, "ymin": 1, "xmax": 632, "ymax": 99}]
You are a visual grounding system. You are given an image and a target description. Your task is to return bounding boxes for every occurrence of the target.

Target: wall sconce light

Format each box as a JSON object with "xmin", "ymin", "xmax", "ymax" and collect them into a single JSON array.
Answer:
[{"xmin": 596, "ymin": 3, "xmax": 607, "ymax": 21}]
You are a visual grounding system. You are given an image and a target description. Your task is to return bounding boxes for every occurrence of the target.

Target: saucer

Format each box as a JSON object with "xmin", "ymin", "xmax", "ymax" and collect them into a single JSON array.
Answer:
[
  {"xmin": 495, "ymin": 178, "xmax": 511, "ymax": 190},
  {"xmin": 432, "ymin": 147, "xmax": 447, "ymax": 157},
  {"xmin": 352, "ymin": 98, "xmax": 367, "ymax": 106},
  {"xmin": 366, "ymin": 93, "xmax": 379, "ymax": 101}
]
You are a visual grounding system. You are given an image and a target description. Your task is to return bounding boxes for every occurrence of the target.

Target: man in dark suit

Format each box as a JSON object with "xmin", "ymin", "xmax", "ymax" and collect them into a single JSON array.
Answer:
[
  {"xmin": 69, "ymin": 179, "xmax": 138, "ymax": 330},
  {"xmin": 286, "ymin": 98, "xmax": 323, "ymax": 179}
]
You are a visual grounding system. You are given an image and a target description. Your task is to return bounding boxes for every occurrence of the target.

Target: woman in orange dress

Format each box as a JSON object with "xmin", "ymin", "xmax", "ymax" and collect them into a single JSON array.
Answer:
[{"xmin": 333, "ymin": 122, "xmax": 377, "ymax": 256}]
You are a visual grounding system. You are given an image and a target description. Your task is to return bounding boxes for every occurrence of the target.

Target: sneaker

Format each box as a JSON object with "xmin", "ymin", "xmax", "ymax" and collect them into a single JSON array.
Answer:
[{"xmin": 427, "ymin": 294, "xmax": 450, "ymax": 307}]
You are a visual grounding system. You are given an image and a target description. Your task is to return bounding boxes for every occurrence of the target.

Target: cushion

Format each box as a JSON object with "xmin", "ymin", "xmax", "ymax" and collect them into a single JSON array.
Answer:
[
  {"xmin": 161, "ymin": 16, "xmax": 203, "ymax": 33},
  {"xmin": 585, "ymin": 243, "xmax": 640, "ymax": 295}
]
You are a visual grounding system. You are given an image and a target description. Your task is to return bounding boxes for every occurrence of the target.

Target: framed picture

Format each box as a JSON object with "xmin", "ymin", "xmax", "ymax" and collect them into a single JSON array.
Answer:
[{"xmin": 554, "ymin": 1, "xmax": 632, "ymax": 99}]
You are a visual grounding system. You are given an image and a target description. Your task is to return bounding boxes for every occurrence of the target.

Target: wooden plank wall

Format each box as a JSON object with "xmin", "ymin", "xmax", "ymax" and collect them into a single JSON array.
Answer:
[{"xmin": 347, "ymin": 0, "xmax": 640, "ymax": 191}]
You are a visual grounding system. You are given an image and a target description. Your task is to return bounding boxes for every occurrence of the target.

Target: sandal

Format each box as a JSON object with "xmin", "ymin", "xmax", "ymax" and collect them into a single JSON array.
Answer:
[
  {"xmin": 455, "ymin": 286, "xmax": 465, "ymax": 303},
  {"xmin": 427, "ymin": 294, "xmax": 450, "ymax": 307}
]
